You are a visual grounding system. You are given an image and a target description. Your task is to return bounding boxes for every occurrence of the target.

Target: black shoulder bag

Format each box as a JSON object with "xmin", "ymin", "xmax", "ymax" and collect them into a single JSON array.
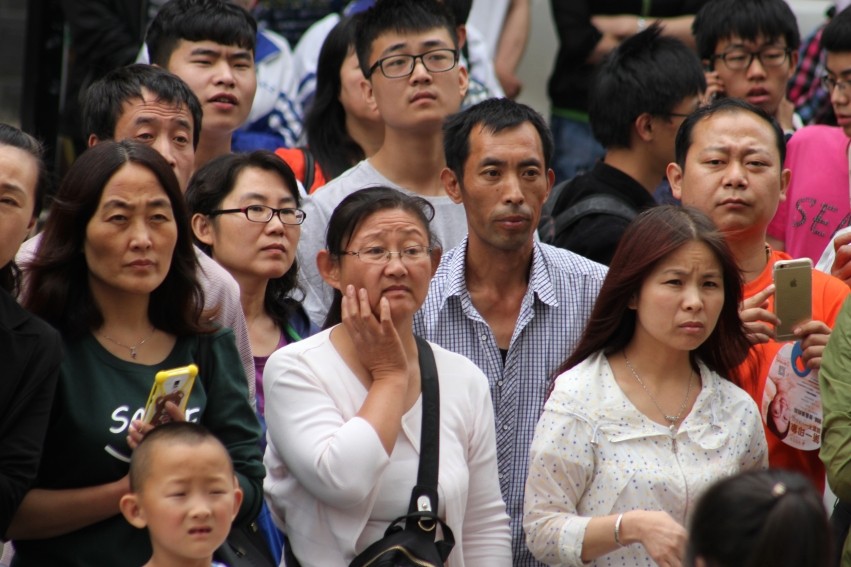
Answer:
[{"xmin": 348, "ymin": 336, "xmax": 455, "ymax": 567}]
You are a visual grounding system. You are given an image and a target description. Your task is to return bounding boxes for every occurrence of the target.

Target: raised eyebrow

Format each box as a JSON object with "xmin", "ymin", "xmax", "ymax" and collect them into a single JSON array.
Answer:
[
  {"xmin": 101, "ymin": 199, "xmax": 134, "ymax": 211},
  {"xmin": 238, "ymin": 192, "xmax": 273, "ymax": 204},
  {"xmin": 380, "ymin": 38, "xmax": 449, "ymax": 57},
  {"xmin": 358, "ymin": 227, "xmax": 426, "ymax": 240},
  {"xmin": 519, "ymin": 158, "xmax": 544, "ymax": 169},
  {"xmin": 825, "ymin": 65, "xmax": 851, "ymax": 80},
  {"xmin": 228, "ymin": 50, "xmax": 254, "ymax": 62},
  {"xmin": 189, "ymin": 47, "xmax": 221, "ymax": 58},
  {"xmin": 174, "ymin": 117, "xmax": 192, "ymax": 131},
  {"xmin": 478, "ymin": 157, "xmax": 507, "ymax": 168},
  {"xmin": 0, "ymin": 182, "xmax": 27, "ymax": 197},
  {"xmin": 147, "ymin": 197, "xmax": 173, "ymax": 210}
]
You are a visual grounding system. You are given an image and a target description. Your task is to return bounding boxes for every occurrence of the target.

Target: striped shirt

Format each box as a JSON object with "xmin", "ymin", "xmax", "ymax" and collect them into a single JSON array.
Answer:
[{"xmin": 414, "ymin": 238, "xmax": 607, "ymax": 566}]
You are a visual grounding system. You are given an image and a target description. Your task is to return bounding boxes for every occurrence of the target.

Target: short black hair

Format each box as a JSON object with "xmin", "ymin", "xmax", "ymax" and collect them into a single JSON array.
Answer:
[
  {"xmin": 355, "ymin": 0, "xmax": 458, "ymax": 78},
  {"xmin": 442, "ymin": 0, "xmax": 472, "ymax": 25},
  {"xmin": 146, "ymin": 0, "xmax": 257, "ymax": 68},
  {"xmin": 674, "ymin": 97, "xmax": 786, "ymax": 171},
  {"xmin": 693, "ymin": 0, "xmax": 800, "ymax": 61},
  {"xmin": 443, "ymin": 97, "xmax": 553, "ymax": 180},
  {"xmin": 822, "ymin": 5, "xmax": 851, "ymax": 54},
  {"xmin": 83, "ymin": 64, "xmax": 203, "ymax": 149},
  {"xmin": 590, "ymin": 24, "xmax": 706, "ymax": 149}
]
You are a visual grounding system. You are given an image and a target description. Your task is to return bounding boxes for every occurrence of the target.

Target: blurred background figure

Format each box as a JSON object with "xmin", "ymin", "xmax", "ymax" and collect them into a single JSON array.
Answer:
[{"xmin": 687, "ymin": 469, "xmax": 831, "ymax": 567}]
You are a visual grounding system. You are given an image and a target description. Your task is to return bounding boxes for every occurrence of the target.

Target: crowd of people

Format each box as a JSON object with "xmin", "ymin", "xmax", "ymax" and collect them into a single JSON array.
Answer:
[{"xmin": 2, "ymin": 0, "xmax": 849, "ymax": 566}]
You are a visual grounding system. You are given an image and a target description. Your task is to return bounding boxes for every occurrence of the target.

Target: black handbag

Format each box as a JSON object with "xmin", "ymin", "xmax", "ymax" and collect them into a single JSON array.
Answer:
[{"xmin": 347, "ymin": 336, "xmax": 455, "ymax": 567}]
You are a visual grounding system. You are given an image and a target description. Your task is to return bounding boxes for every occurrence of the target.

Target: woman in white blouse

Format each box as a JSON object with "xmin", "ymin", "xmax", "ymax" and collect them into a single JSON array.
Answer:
[
  {"xmin": 524, "ymin": 206, "xmax": 767, "ymax": 567},
  {"xmin": 263, "ymin": 187, "xmax": 512, "ymax": 566}
]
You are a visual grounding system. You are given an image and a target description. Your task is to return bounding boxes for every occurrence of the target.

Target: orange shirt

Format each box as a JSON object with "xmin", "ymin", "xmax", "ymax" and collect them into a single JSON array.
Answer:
[{"xmin": 735, "ymin": 249, "xmax": 849, "ymax": 491}]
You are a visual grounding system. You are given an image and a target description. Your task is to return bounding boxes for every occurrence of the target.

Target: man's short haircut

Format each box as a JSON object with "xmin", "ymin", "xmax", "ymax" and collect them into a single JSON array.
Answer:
[
  {"xmin": 590, "ymin": 24, "xmax": 706, "ymax": 149},
  {"xmin": 146, "ymin": 0, "xmax": 257, "ymax": 68},
  {"xmin": 83, "ymin": 64, "xmax": 203, "ymax": 149},
  {"xmin": 355, "ymin": 0, "xmax": 458, "ymax": 77},
  {"xmin": 822, "ymin": 5, "xmax": 851, "ymax": 53},
  {"xmin": 692, "ymin": 0, "xmax": 800, "ymax": 61},
  {"xmin": 129, "ymin": 422, "xmax": 232, "ymax": 492},
  {"xmin": 443, "ymin": 97, "xmax": 554, "ymax": 180},
  {"xmin": 442, "ymin": 0, "xmax": 473, "ymax": 26},
  {"xmin": 674, "ymin": 97, "xmax": 786, "ymax": 170}
]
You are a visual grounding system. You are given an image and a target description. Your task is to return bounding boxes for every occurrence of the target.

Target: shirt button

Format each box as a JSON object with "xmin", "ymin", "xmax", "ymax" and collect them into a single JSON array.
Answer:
[
  {"xmin": 497, "ymin": 380, "xmax": 504, "ymax": 388},
  {"xmin": 480, "ymin": 334, "xmax": 487, "ymax": 341},
  {"xmin": 502, "ymin": 424, "xmax": 510, "ymax": 431},
  {"xmin": 498, "ymin": 472, "xmax": 504, "ymax": 479}
]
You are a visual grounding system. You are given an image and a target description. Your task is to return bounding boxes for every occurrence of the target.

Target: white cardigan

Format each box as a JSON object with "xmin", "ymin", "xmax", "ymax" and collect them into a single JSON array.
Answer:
[{"xmin": 263, "ymin": 328, "xmax": 512, "ymax": 567}]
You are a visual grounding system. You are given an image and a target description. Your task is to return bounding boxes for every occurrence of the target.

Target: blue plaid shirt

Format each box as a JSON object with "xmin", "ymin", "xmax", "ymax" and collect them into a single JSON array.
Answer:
[{"xmin": 414, "ymin": 238, "xmax": 607, "ymax": 566}]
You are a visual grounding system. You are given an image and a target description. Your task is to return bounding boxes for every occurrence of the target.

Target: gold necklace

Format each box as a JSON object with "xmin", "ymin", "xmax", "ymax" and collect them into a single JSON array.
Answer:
[
  {"xmin": 623, "ymin": 351, "xmax": 693, "ymax": 432},
  {"xmin": 99, "ymin": 326, "xmax": 156, "ymax": 359}
]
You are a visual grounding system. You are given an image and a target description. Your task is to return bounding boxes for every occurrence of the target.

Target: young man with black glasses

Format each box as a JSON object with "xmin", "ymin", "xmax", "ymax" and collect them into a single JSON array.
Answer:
[
  {"xmin": 296, "ymin": 0, "xmax": 469, "ymax": 327},
  {"xmin": 693, "ymin": 0, "xmax": 801, "ymax": 133}
]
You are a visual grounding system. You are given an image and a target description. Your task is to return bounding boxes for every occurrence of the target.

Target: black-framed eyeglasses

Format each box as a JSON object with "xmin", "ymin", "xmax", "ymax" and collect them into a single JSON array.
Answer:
[
  {"xmin": 367, "ymin": 48, "xmax": 459, "ymax": 79},
  {"xmin": 208, "ymin": 205, "xmax": 306, "ymax": 225},
  {"xmin": 821, "ymin": 74, "xmax": 851, "ymax": 94},
  {"xmin": 710, "ymin": 47, "xmax": 792, "ymax": 71},
  {"xmin": 340, "ymin": 245, "xmax": 433, "ymax": 265}
]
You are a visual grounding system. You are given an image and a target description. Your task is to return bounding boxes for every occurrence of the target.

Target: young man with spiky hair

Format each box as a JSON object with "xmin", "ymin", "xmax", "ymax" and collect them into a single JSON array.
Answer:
[
  {"xmin": 692, "ymin": 0, "xmax": 800, "ymax": 133},
  {"xmin": 546, "ymin": 24, "xmax": 705, "ymax": 265},
  {"xmin": 296, "ymin": 0, "xmax": 470, "ymax": 327},
  {"xmin": 146, "ymin": 0, "xmax": 258, "ymax": 169}
]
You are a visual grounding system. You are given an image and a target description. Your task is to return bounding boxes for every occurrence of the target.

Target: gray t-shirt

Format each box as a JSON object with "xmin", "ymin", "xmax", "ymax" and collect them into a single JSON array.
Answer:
[{"xmin": 297, "ymin": 159, "xmax": 468, "ymax": 326}]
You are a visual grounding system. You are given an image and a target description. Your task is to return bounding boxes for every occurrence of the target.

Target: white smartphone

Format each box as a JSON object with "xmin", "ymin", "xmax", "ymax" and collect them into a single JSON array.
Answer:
[{"xmin": 772, "ymin": 258, "xmax": 813, "ymax": 342}]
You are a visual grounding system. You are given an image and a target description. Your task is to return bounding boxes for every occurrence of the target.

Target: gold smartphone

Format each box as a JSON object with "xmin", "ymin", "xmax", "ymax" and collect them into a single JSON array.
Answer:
[
  {"xmin": 142, "ymin": 364, "xmax": 198, "ymax": 426},
  {"xmin": 773, "ymin": 259, "xmax": 812, "ymax": 342}
]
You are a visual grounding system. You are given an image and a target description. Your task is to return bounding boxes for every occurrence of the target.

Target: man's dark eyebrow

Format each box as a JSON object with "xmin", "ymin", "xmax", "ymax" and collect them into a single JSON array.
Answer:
[{"xmin": 189, "ymin": 47, "xmax": 220, "ymax": 58}]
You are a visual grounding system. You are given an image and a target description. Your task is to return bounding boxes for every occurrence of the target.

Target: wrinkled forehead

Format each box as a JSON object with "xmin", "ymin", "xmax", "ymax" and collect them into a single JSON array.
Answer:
[{"xmin": 688, "ymin": 109, "xmax": 779, "ymax": 156}]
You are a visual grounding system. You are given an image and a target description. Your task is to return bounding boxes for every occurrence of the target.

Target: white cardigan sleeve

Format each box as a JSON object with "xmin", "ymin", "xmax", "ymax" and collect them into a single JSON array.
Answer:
[{"xmin": 263, "ymin": 341, "xmax": 391, "ymax": 508}]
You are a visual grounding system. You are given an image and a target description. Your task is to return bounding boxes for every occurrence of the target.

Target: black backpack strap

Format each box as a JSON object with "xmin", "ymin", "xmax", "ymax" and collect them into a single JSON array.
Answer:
[
  {"xmin": 552, "ymin": 194, "xmax": 638, "ymax": 238},
  {"xmin": 300, "ymin": 147, "xmax": 315, "ymax": 191}
]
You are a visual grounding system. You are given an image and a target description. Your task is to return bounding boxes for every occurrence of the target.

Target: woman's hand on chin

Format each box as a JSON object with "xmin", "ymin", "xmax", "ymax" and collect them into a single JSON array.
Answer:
[{"xmin": 341, "ymin": 285, "xmax": 409, "ymax": 383}]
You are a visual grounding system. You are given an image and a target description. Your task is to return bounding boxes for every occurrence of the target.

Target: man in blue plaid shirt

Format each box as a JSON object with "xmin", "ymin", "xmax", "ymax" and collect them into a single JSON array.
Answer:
[{"xmin": 415, "ymin": 98, "xmax": 607, "ymax": 566}]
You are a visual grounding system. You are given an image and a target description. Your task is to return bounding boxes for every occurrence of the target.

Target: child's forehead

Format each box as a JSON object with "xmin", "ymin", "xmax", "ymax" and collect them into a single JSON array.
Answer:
[{"xmin": 144, "ymin": 438, "xmax": 233, "ymax": 475}]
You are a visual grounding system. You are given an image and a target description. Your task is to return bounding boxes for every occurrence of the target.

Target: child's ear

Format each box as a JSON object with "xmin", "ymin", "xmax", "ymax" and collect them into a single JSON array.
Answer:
[
  {"xmin": 119, "ymin": 493, "xmax": 148, "ymax": 529},
  {"xmin": 231, "ymin": 476, "xmax": 244, "ymax": 520}
]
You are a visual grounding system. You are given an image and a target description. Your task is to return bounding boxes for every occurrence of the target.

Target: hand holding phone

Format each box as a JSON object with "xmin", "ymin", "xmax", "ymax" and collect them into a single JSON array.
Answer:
[
  {"xmin": 702, "ymin": 60, "xmax": 726, "ymax": 104},
  {"xmin": 773, "ymin": 259, "xmax": 813, "ymax": 341},
  {"xmin": 142, "ymin": 364, "xmax": 198, "ymax": 426}
]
